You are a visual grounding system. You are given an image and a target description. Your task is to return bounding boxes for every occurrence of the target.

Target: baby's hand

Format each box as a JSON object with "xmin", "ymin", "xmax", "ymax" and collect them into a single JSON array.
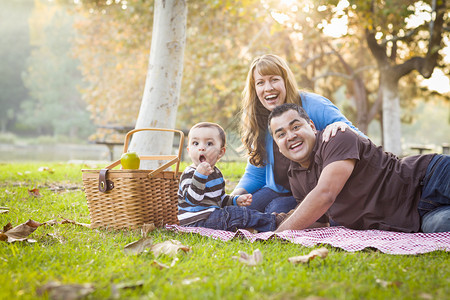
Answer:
[
  {"xmin": 196, "ymin": 162, "xmax": 214, "ymax": 176},
  {"xmin": 236, "ymin": 194, "xmax": 252, "ymax": 206}
]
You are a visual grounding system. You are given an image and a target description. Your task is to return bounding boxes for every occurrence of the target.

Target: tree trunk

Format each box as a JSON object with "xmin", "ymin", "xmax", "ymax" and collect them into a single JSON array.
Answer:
[
  {"xmin": 380, "ymin": 76, "xmax": 402, "ymax": 155},
  {"xmin": 129, "ymin": 0, "xmax": 187, "ymax": 170}
]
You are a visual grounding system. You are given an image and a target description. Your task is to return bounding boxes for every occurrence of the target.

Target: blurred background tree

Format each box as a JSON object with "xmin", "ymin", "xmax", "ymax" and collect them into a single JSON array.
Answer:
[
  {"xmin": 0, "ymin": 0, "xmax": 32, "ymax": 133},
  {"xmin": 20, "ymin": 0, "xmax": 94, "ymax": 139}
]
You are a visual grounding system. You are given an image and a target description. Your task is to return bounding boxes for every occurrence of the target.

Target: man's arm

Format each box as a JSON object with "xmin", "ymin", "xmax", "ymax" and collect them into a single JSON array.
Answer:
[{"xmin": 276, "ymin": 159, "xmax": 356, "ymax": 232}]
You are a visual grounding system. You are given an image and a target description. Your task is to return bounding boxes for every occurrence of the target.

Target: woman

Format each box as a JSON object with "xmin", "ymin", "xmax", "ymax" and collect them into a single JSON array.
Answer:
[{"xmin": 232, "ymin": 54, "xmax": 365, "ymax": 215}]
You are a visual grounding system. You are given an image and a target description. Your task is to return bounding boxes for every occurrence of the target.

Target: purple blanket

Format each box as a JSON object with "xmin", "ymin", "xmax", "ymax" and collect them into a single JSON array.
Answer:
[{"xmin": 166, "ymin": 225, "xmax": 450, "ymax": 255}]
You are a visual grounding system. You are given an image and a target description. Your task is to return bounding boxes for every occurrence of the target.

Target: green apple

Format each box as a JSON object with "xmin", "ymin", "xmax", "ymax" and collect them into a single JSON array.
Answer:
[{"xmin": 121, "ymin": 151, "xmax": 140, "ymax": 169}]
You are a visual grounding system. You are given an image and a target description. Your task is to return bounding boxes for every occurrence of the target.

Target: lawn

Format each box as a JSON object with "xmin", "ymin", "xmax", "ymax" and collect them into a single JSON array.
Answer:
[{"xmin": 0, "ymin": 162, "xmax": 449, "ymax": 300}]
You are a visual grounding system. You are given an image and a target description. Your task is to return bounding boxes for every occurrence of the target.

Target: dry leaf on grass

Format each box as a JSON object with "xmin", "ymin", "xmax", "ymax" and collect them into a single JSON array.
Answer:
[
  {"xmin": 122, "ymin": 223, "xmax": 157, "ymax": 255},
  {"xmin": 48, "ymin": 184, "xmax": 81, "ymax": 193},
  {"xmin": 124, "ymin": 237, "xmax": 153, "ymax": 255},
  {"xmin": 151, "ymin": 258, "xmax": 179, "ymax": 269},
  {"xmin": 0, "ymin": 208, "xmax": 9, "ymax": 214},
  {"xmin": 47, "ymin": 233, "xmax": 65, "ymax": 244},
  {"xmin": 375, "ymin": 278, "xmax": 403, "ymax": 288},
  {"xmin": 59, "ymin": 218, "xmax": 91, "ymax": 228},
  {"xmin": 182, "ymin": 277, "xmax": 202, "ymax": 285},
  {"xmin": 2, "ymin": 222, "xmax": 13, "ymax": 232},
  {"xmin": 28, "ymin": 188, "xmax": 41, "ymax": 197},
  {"xmin": 1, "ymin": 217, "xmax": 91, "ymax": 243},
  {"xmin": 232, "ymin": 249, "xmax": 263, "ymax": 266},
  {"xmin": 1, "ymin": 219, "xmax": 42, "ymax": 243},
  {"xmin": 37, "ymin": 281, "xmax": 95, "ymax": 300},
  {"xmin": 151, "ymin": 240, "xmax": 190, "ymax": 257},
  {"xmin": 42, "ymin": 219, "xmax": 60, "ymax": 226},
  {"xmin": 38, "ymin": 166, "xmax": 54, "ymax": 173},
  {"xmin": 111, "ymin": 280, "xmax": 144, "ymax": 299},
  {"xmin": 288, "ymin": 247, "xmax": 329, "ymax": 264},
  {"xmin": 141, "ymin": 223, "xmax": 156, "ymax": 236}
]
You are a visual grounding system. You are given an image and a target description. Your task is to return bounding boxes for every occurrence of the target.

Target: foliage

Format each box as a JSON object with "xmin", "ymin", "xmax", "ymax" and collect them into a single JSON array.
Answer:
[
  {"xmin": 72, "ymin": 0, "xmax": 151, "ymax": 132},
  {"xmin": 0, "ymin": 162, "xmax": 449, "ymax": 299},
  {"xmin": 20, "ymin": 0, "xmax": 95, "ymax": 139},
  {"xmin": 71, "ymin": 0, "xmax": 284, "ymax": 133}
]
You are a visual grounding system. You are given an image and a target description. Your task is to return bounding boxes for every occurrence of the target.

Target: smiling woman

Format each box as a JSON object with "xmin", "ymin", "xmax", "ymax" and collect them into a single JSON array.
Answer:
[{"xmin": 232, "ymin": 54, "xmax": 365, "ymax": 216}]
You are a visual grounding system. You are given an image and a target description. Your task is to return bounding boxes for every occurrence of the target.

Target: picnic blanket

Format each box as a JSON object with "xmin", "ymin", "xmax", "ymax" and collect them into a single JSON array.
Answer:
[{"xmin": 166, "ymin": 225, "xmax": 450, "ymax": 255}]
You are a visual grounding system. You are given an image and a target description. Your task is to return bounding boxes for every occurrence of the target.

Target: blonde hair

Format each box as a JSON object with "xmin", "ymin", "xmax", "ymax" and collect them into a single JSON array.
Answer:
[
  {"xmin": 240, "ymin": 54, "xmax": 301, "ymax": 166},
  {"xmin": 189, "ymin": 122, "xmax": 226, "ymax": 148}
]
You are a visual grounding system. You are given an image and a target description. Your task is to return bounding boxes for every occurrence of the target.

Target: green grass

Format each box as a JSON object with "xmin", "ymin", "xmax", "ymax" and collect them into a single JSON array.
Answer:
[{"xmin": 1, "ymin": 162, "xmax": 449, "ymax": 300}]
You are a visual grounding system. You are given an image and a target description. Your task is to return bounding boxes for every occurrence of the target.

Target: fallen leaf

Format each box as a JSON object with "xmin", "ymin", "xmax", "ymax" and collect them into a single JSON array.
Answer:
[
  {"xmin": 0, "ymin": 233, "xmax": 7, "ymax": 241},
  {"xmin": 151, "ymin": 258, "xmax": 179, "ymax": 269},
  {"xmin": 182, "ymin": 277, "xmax": 202, "ymax": 285},
  {"xmin": 288, "ymin": 247, "xmax": 329, "ymax": 264},
  {"xmin": 151, "ymin": 260, "xmax": 171, "ymax": 269},
  {"xmin": 141, "ymin": 223, "xmax": 156, "ymax": 236},
  {"xmin": 113, "ymin": 280, "xmax": 144, "ymax": 290},
  {"xmin": 1, "ymin": 219, "xmax": 43, "ymax": 243},
  {"xmin": 38, "ymin": 166, "xmax": 54, "ymax": 173},
  {"xmin": 375, "ymin": 278, "xmax": 402, "ymax": 288},
  {"xmin": 43, "ymin": 219, "xmax": 60, "ymax": 226},
  {"xmin": 28, "ymin": 188, "xmax": 41, "ymax": 197},
  {"xmin": 151, "ymin": 240, "xmax": 190, "ymax": 257},
  {"xmin": 232, "ymin": 249, "xmax": 263, "ymax": 266},
  {"xmin": 45, "ymin": 183, "xmax": 82, "ymax": 193},
  {"xmin": 124, "ymin": 237, "xmax": 153, "ymax": 255},
  {"xmin": 47, "ymin": 233, "xmax": 65, "ymax": 244},
  {"xmin": 2, "ymin": 222, "xmax": 13, "ymax": 232},
  {"xmin": 110, "ymin": 281, "xmax": 144, "ymax": 299},
  {"xmin": 37, "ymin": 281, "xmax": 95, "ymax": 300},
  {"xmin": 60, "ymin": 218, "xmax": 91, "ymax": 228},
  {"xmin": 419, "ymin": 293, "xmax": 433, "ymax": 300},
  {"xmin": 0, "ymin": 209, "xmax": 9, "ymax": 214}
]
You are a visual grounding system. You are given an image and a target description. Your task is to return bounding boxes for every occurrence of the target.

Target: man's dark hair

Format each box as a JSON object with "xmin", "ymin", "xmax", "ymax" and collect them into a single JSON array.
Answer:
[{"xmin": 268, "ymin": 103, "xmax": 311, "ymax": 135}]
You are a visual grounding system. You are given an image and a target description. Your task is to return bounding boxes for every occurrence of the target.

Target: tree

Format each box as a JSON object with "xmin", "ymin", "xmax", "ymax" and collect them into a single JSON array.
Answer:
[
  {"xmin": 337, "ymin": 0, "xmax": 449, "ymax": 155},
  {"xmin": 20, "ymin": 0, "xmax": 94, "ymax": 139},
  {"xmin": 128, "ymin": 0, "xmax": 187, "ymax": 169},
  {"xmin": 0, "ymin": 0, "xmax": 32, "ymax": 133},
  {"xmin": 71, "ymin": 0, "xmax": 277, "ymax": 133}
]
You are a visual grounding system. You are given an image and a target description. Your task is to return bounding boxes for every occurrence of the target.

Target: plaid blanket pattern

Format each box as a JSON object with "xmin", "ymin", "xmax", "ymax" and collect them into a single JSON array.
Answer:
[{"xmin": 166, "ymin": 225, "xmax": 450, "ymax": 255}]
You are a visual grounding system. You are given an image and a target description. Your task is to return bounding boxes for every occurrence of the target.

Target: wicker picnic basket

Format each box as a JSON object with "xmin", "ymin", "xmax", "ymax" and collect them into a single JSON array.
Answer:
[{"xmin": 82, "ymin": 128, "xmax": 184, "ymax": 230}]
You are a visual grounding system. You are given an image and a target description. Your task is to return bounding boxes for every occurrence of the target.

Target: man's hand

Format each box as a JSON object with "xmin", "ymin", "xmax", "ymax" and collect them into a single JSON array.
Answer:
[
  {"xmin": 236, "ymin": 194, "xmax": 252, "ymax": 206},
  {"xmin": 196, "ymin": 162, "xmax": 214, "ymax": 176}
]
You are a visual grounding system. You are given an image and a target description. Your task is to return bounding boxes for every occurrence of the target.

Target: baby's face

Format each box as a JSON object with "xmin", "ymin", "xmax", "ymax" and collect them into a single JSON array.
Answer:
[{"xmin": 187, "ymin": 127, "xmax": 225, "ymax": 168}]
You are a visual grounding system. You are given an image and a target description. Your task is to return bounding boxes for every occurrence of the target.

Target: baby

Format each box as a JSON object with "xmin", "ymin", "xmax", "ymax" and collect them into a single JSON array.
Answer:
[{"xmin": 177, "ymin": 122, "xmax": 282, "ymax": 232}]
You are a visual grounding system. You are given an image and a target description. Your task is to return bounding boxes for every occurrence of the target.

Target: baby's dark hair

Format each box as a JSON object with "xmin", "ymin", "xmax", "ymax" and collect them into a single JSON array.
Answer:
[
  {"xmin": 268, "ymin": 103, "xmax": 311, "ymax": 135},
  {"xmin": 189, "ymin": 122, "xmax": 226, "ymax": 147}
]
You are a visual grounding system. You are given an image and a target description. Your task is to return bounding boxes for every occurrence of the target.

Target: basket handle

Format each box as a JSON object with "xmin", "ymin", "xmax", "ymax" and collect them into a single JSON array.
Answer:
[{"xmin": 105, "ymin": 128, "xmax": 185, "ymax": 177}]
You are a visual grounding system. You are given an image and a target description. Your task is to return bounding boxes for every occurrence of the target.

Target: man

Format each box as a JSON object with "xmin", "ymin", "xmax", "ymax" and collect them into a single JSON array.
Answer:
[{"xmin": 268, "ymin": 103, "xmax": 449, "ymax": 233}]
